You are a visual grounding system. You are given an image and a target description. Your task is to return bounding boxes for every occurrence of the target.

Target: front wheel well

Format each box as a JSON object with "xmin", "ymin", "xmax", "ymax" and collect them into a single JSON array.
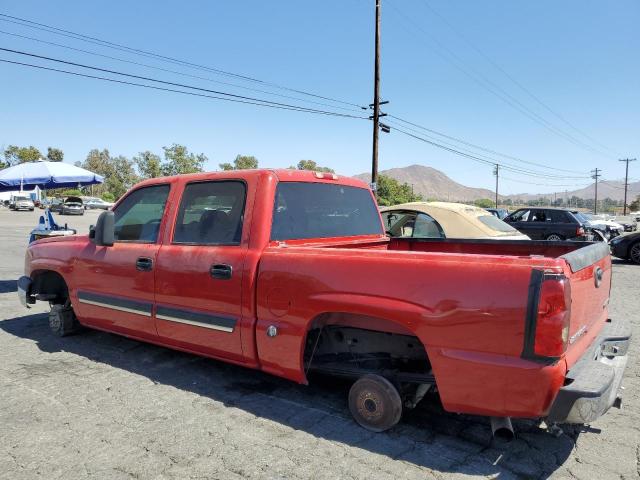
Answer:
[{"xmin": 30, "ymin": 270, "xmax": 69, "ymax": 305}]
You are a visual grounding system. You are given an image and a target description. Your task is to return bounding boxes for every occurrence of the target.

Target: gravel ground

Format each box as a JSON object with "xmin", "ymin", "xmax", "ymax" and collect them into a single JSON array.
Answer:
[{"xmin": 0, "ymin": 207, "xmax": 638, "ymax": 480}]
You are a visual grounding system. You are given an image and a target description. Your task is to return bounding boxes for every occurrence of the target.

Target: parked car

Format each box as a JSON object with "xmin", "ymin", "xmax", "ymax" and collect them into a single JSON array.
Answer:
[
  {"xmin": 48, "ymin": 198, "xmax": 64, "ymax": 213},
  {"xmin": 61, "ymin": 196, "xmax": 84, "ymax": 215},
  {"xmin": 576, "ymin": 213, "xmax": 624, "ymax": 240},
  {"xmin": 18, "ymin": 169, "xmax": 629, "ymax": 434},
  {"xmin": 381, "ymin": 202, "xmax": 529, "ymax": 240},
  {"xmin": 10, "ymin": 195, "xmax": 35, "ymax": 211},
  {"xmin": 83, "ymin": 197, "xmax": 114, "ymax": 210},
  {"xmin": 486, "ymin": 208, "xmax": 509, "ymax": 220},
  {"xmin": 610, "ymin": 231, "xmax": 640, "ymax": 265},
  {"xmin": 504, "ymin": 207, "xmax": 590, "ymax": 241},
  {"xmin": 617, "ymin": 220, "xmax": 638, "ymax": 232}
]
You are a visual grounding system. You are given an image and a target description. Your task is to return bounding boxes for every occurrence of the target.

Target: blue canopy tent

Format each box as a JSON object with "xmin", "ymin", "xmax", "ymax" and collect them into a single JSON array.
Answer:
[
  {"xmin": 0, "ymin": 161, "xmax": 105, "ymax": 242},
  {"xmin": 0, "ymin": 161, "xmax": 104, "ymax": 192}
]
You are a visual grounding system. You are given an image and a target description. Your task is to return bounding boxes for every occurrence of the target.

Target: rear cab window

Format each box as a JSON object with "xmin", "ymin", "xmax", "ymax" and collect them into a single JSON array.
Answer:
[{"xmin": 271, "ymin": 182, "xmax": 383, "ymax": 241}]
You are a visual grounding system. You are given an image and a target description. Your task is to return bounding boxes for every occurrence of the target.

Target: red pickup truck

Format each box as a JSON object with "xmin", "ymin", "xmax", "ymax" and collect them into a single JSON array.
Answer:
[{"xmin": 18, "ymin": 169, "xmax": 630, "ymax": 434}]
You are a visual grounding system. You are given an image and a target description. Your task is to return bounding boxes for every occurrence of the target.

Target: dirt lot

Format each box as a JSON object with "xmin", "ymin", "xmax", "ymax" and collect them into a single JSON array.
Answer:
[{"xmin": 0, "ymin": 207, "xmax": 638, "ymax": 480}]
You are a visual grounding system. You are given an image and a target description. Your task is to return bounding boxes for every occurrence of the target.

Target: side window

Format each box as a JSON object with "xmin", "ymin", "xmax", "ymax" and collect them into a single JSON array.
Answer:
[
  {"xmin": 550, "ymin": 210, "xmax": 570, "ymax": 223},
  {"xmin": 413, "ymin": 213, "xmax": 445, "ymax": 238},
  {"xmin": 173, "ymin": 181, "xmax": 246, "ymax": 245},
  {"xmin": 529, "ymin": 210, "xmax": 548, "ymax": 222},
  {"xmin": 381, "ymin": 211, "xmax": 417, "ymax": 237},
  {"xmin": 113, "ymin": 185, "xmax": 170, "ymax": 242},
  {"xmin": 509, "ymin": 209, "xmax": 530, "ymax": 222}
]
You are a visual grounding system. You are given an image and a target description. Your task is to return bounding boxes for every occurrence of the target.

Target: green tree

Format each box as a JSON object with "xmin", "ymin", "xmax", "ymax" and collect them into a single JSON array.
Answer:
[
  {"xmin": 629, "ymin": 195, "xmax": 640, "ymax": 212},
  {"xmin": 474, "ymin": 198, "xmax": 495, "ymax": 209},
  {"xmin": 290, "ymin": 159, "xmax": 334, "ymax": 173},
  {"xmin": 3, "ymin": 145, "xmax": 43, "ymax": 165},
  {"xmin": 162, "ymin": 144, "xmax": 206, "ymax": 176},
  {"xmin": 46, "ymin": 147, "xmax": 64, "ymax": 162},
  {"xmin": 106, "ymin": 155, "xmax": 139, "ymax": 199},
  {"xmin": 134, "ymin": 151, "xmax": 163, "ymax": 179},
  {"xmin": 375, "ymin": 175, "xmax": 423, "ymax": 206},
  {"xmin": 220, "ymin": 154, "xmax": 258, "ymax": 171},
  {"xmin": 101, "ymin": 192, "xmax": 115, "ymax": 202}
]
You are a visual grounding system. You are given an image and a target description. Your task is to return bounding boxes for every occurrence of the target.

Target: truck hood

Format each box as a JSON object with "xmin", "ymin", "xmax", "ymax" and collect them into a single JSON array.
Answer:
[{"xmin": 32, "ymin": 234, "xmax": 86, "ymax": 245}]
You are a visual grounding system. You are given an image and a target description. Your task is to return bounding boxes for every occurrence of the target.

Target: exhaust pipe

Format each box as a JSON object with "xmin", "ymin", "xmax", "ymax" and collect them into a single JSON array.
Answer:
[{"xmin": 490, "ymin": 417, "xmax": 514, "ymax": 442}]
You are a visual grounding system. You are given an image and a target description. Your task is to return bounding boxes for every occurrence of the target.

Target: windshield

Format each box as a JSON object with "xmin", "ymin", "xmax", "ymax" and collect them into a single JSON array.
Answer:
[
  {"xmin": 477, "ymin": 215, "xmax": 518, "ymax": 233},
  {"xmin": 271, "ymin": 182, "xmax": 383, "ymax": 241}
]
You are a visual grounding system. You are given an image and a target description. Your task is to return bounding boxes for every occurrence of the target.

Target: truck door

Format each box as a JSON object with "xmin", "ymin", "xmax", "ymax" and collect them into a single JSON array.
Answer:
[
  {"xmin": 154, "ymin": 180, "xmax": 247, "ymax": 361},
  {"xmin": 72, "ymin": 184, "xmax": 171, "ymax": 338}
]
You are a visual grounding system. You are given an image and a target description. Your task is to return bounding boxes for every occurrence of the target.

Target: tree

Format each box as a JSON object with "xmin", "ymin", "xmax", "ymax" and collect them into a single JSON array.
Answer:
[
  {"xmin": 290, "ymin": 159, "xmax": 334, "ymax": 173},
  {"xmin": 134, "ymin": 151, "xmax": 163, "ymax": 179},
  {"xmin": 3, "ymin": 145, "xmax": 43, "ymax": 165},
  {"xmin": 107, "ymin": 155, "xmax": 138, "ymax": 199},
  {"xmin": 629, "ymin": 195, "xmax": 640, "ymax": 212},
  {"xmin": 220, "ymin": 154, "xmax": 258, "ymax": 171},
  {"xmin": 474, "ymin": 198, "xmax": 495, "ymax": 209},
  {"xmin": 375, "ymin": 175, "xmax": 422, "ymax": 206},
  {"xmin": 162, "ymin": 144, "xmax": 206, "ymax": 176},
  {"xmin": 46, "ymin": 147, "xmax": 64, "ymax": 162}
]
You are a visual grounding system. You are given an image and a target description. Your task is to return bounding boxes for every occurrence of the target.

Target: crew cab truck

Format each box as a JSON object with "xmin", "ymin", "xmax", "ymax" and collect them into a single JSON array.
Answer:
[{"xmin": 18, "ymin": 169, "xmax": 630, "ymax": 434}]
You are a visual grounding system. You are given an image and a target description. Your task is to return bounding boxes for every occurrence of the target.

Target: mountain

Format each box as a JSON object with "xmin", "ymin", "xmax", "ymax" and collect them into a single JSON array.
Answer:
[
  {"xmin": 354, "ymin": 164, "xmax": 640, "ymax": 203},
  {"xmin": 503, "ymin": 180, "xmax": 640, "ymax": 203},
  {"xmin": 354, "ymin": 165, "xmax": 497, "ymax": 202}
]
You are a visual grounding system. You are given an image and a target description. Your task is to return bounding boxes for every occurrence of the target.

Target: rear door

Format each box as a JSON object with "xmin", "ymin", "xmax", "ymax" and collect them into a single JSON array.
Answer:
[
  {"xmin": 526, "ymin": 209, "xmax": 550, "ymax": 239},
  {"xmin": 154, "ymin": 180, "xmax": 247, "ymax": 361}
]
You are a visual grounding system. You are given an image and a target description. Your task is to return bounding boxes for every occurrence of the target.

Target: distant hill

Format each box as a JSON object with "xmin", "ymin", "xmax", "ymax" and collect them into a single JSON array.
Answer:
[
  {"xmin": 354, "ymin": 164, "xmax": 640, "ymax": 203},
  {"xmin": 354, "ymin": 164, "xmax": 497, "ymax": 202}
]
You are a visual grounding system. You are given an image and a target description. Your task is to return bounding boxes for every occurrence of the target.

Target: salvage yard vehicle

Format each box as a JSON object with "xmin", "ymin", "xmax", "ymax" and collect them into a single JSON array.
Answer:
[
  {"xmin": 381, "ymin": 202, "xmax": 529, "ymax": 240},
  {"xmin": 18, "ymin": 169, "xmax": 630, "ymax": 434},
  {"xmin": 610, "ymin": 231, "xmax": 640, "ymax": 265},
  {"xmin": 504, "ymin": 207, "xmax": 591, "ymax": 241},
  {"xmin": 10, "ymin": 195, "xmax": 35, "ymax": 211},
  {"xmin": 60, "ymin": 196, "xmax": 84, "ymax": 216}
]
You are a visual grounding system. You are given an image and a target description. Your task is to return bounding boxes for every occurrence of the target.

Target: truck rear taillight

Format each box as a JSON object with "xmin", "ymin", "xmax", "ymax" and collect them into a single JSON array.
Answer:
[{"xmin": 534, "ymin": 277, "xmax": 571, "ymax": 357}]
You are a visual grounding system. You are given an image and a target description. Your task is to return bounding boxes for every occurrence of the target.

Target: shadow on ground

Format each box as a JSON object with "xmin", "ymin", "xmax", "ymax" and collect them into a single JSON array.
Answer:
[
  {"xmin": 0, "ymin": 279, "xmax": 17, "ymax": 294},
  {"xmin": 1, "ymin": 312, "xmax": 583, "ymax": 479}
]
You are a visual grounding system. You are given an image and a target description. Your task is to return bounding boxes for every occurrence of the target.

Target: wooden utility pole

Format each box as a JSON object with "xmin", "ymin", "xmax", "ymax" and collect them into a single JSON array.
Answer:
[
  {"xmin": 493, "ymin": 164, "xmax": 499, "ymax": 208},
  {"xmin": 619, "ymin": 158, "xmax": 636, "ymax": 215},
  {"xmin": 370, "ymin": 0, "xmax": 381, "ymax": 192},
  {"xmin": 591, "ymin": 168, "xmax": 601, "ymax": 214}
]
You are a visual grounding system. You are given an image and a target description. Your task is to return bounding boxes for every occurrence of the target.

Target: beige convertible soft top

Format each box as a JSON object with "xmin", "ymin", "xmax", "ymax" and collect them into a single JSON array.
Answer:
[{"xmin": 381, "ymin": 201, "xmax": 529, "ymax": 239}]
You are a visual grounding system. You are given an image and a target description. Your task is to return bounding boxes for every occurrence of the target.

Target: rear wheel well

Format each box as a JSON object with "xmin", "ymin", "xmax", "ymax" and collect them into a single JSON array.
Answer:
[
  {"xmin": 303, "ymin": 313, "xmax": 435, "ymax": 406},
  {"xmin": 31, "ymin": 270, "xmax": 69, "ymax": 305}
]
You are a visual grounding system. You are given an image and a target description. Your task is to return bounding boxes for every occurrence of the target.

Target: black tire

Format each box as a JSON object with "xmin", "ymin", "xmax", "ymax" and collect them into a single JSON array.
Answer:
[
  {"xmin": 348, "ymin": 374, "xmax": 403, "ymax": 432},
  {"xmin": 49, "ymin": 304, "xmax": 82, "ymax": 337},
  {"xmin": 629, "ymin": 241, "xmax": 640, "ymax": 265},
  {"xmin": 545, "ymin": 233, "xmax": 564, "ymax": 241}
]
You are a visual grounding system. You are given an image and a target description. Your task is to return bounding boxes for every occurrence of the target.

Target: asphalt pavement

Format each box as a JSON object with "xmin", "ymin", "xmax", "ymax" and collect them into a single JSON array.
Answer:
[{"xmin": 0, "ymin": 207, "xmax": 638, "ymax": 479}]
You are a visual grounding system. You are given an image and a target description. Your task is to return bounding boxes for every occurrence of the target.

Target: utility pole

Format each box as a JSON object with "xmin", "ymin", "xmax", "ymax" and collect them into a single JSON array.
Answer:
[
  {"xmin": 493, "ymin": 164, "xmax": 499, "ymax": 207},
  {"xmin": 619, "ymin": 158, "xmax": 636, "ymax": 216},
  {"xmin": 370, "ymin": 0, "xmax": 382, "ymax": 192},
  {"xmin": 591, "ymin": 168, "xmax": 601, "ymax": 214}
]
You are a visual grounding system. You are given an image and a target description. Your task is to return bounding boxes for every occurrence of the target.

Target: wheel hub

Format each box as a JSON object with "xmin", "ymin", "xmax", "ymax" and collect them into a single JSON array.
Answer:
[{"xmin": 357, "ymin": 391, "xmax": 383, "ymax": 421}]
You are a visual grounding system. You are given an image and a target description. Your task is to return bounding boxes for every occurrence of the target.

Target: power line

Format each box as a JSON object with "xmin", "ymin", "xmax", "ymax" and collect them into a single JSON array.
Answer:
[
  {"xmin": 0, "ymin": 29, "xmax": 363, "ymax": 113},
  {"xmin": 388, "ymin": 114, "xmax": 589, "ymax": 175},
  {"xmin": 386, "ymin": 119, "xmax": 591, "ymax": 180},
  {"xmin": 0, "ymin": 47, "xmax": 369, "ymax": 118},
  {"xmin": 0, "ymin": 57, "xmax": 368, "ymax": 119},
  {"xmin": 0, "ymin": 12, "xmax": 366, "ymax": 109},
  {"xmin": 418, "ymin": 0, "xmax": 620, "ymax": 157},
  {"xmin": 386, "ymin": 1, "xmax": 615, "ymax": 160}
]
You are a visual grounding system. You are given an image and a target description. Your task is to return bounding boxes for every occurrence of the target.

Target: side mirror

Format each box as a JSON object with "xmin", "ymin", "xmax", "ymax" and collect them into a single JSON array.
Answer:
[{"xmin": 90, "ymin": 211, "xmax": 115, "ymax": 246}]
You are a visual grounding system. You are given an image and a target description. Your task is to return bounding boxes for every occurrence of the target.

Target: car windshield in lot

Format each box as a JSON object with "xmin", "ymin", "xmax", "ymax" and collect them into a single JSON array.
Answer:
[{"xmin": 271, "ymin": 182, "xmax": 383, "ymax": 241}]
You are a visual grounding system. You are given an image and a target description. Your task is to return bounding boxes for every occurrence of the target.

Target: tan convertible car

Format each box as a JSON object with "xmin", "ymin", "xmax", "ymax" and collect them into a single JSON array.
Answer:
[{"xmin": 381, "ymin": 202, "xmax": 530, "ymax": 240}]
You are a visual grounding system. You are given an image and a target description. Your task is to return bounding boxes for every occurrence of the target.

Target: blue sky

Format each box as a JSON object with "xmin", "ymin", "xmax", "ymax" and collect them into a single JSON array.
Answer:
[{"xmin": 0, "ymin": 0, "xmax": 638, "ymax": 194}]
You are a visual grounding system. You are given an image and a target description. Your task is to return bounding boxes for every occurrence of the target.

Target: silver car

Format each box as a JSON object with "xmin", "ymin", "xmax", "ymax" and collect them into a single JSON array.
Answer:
[{"xmin": 12, "ymin": 196, "xmax": 35, "ymax": 211}]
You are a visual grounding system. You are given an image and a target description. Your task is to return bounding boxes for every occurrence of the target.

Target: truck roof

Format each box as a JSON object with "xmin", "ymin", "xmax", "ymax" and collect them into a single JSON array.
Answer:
[{"xmin": 132, "ymin": 168, "xmax": 369, "ymax": 190}]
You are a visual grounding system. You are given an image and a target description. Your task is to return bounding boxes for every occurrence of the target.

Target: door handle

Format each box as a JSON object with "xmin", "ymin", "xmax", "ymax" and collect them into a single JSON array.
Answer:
[
  {"xmin": 136, "ymin": 257, "xmax": 153, "ymax": 271},
  {"xmin": 210, "ymin": 264, "xmax": 232, "ymax": 280}
]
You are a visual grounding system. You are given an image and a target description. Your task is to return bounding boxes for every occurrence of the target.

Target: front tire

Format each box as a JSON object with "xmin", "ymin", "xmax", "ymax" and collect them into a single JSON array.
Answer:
[
  {"xmin": 629, "ymin": 242, "xmax": 640, "ymax": 265},
  {"xmin": 49, "ymin": 304, "xmax": 82, "ymax": 337},
  {"xmin": 348, "ymin": 374, "xmax": 403, "ymax": 432}
]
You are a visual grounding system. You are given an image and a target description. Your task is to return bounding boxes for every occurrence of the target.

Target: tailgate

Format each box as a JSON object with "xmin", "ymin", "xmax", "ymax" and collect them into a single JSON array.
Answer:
[{"xmin": 560, "ymin": 242, "xmax": 612, "ymax": 368}]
